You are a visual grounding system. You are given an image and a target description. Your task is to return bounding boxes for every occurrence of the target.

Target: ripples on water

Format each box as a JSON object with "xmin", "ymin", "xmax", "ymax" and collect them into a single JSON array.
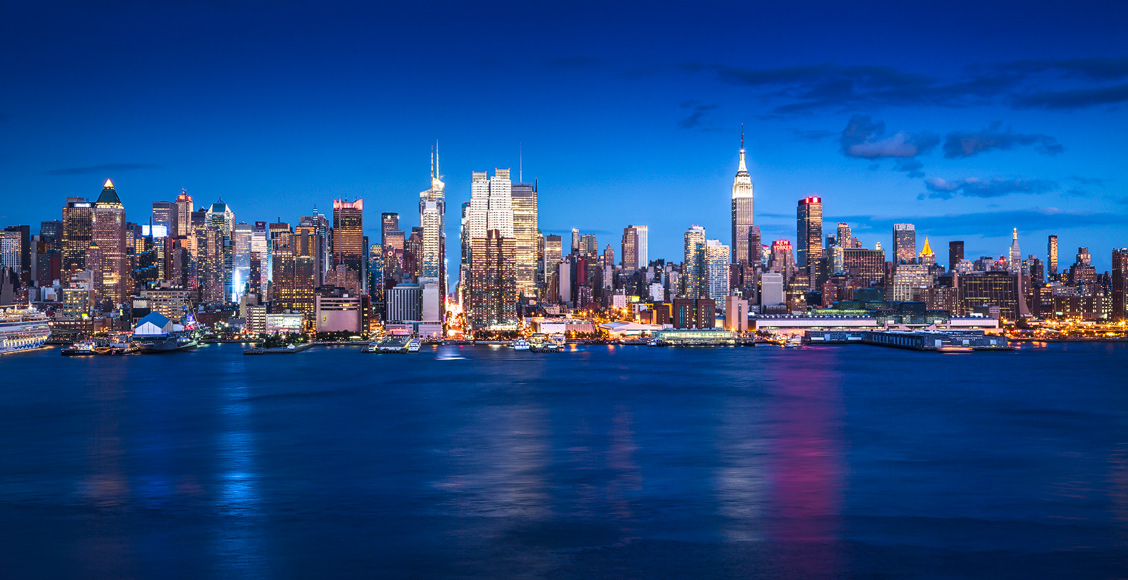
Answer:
[{"xmin": 1, "ymin": 343, "xmax": 1126, "ymax": 579}]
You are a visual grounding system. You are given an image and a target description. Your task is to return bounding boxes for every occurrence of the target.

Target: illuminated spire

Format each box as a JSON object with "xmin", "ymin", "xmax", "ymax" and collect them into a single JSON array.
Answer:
[
  {"xmin": 1013, "ymin": 227, "xmax": 1018, "ymax": 241},
  {"xmin": 737, "ymin": 125, "xmax": 748, "ymax": 173},
  {"xmin": 103, "ymin": 178, "xmax": 114, "ymax": 189},
  {"xmin": 920, "ymin": 237, "xmax": 934, "ymax": 256}
]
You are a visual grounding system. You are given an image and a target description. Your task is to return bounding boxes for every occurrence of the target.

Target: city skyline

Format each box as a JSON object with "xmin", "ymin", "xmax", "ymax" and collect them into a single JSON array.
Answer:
[{"xmin": 3, "ymin": 2, "xmax": 1127, "ymax": 274}]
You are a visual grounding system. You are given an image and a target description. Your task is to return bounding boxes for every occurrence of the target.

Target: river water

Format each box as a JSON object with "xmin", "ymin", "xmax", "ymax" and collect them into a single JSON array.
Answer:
[{"xmin": 1, "ymin": 342, "xmax": 1126, "ymax": 579}]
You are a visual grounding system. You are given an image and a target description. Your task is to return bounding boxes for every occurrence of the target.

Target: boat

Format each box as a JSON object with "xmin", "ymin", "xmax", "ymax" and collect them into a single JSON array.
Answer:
[
  {"xmin": 783, "ymin": 335, "xmax": 803, "ymax": 348},
  {"xmin": 647, "ymin": 337, "xmax": 661, "ymax": 347},
  {"xmin": 0, "ymin": 305, "xmax": 51, "ymax": 355},
  {"xmin": 407, "ymin": 338, "xmax": 422, "ymax": 352},
  {"xmin": 368, "ymin": 336, "xmax": 409, "ymax": 353},
  {"xmin": 61, "ymin": 340, "xmax": 98, "ymax": 356},
  {"xmin": 512, "ymin": 338, "xmax": 530, "ymax": 351},
  {"xmin": 529, "ymin": 339, "xmax": 560, "ymax": 353}
]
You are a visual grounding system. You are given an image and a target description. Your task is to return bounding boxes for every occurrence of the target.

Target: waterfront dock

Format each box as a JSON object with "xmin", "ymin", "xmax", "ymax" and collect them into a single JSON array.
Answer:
[{"xmin": 806, "ymin": 329, "xmax": 1011, "ymax": 351}]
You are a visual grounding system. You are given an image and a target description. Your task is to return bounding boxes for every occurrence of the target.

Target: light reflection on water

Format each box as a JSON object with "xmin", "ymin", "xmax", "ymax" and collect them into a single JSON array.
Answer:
[{"xmin": 1, "ymin": 343, "xmax": 1126, "ymax": 578}]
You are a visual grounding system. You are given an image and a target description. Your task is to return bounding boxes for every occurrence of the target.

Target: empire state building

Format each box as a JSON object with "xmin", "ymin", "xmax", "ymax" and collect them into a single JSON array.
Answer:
[{"xmin": 731, "ymin": 130, "xmax": 754, "ymax": 264}]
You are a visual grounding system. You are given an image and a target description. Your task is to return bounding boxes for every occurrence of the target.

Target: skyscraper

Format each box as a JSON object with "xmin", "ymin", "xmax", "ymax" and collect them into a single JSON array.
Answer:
[
  {"xmin": 62, "ymin": 197, "xmax": 93, "ymax": 272},
  {"xmin": 331, "ymin": 199, "xmax": 364, "ymax": 291},
  {"xmin": 702, "ymin": 239, "xmax": 730, "ymax": 309},
  {"xmin": 796, "ymin": 196, "xmax": 823, "ymax": 269},
  {"xmin": 571, "ymin": 228, "xmax": 580, "ymax": 255},
  {"xmin": 511, "ymin": 179, "xmax": 539, "ymax": 297},
  {"xmin": 949, "ymin": 241, "xmax": 964, "ymax": 271},
  {"xmin": 419, "ymin": 146, "xmax": 446, "ymax": 298},
  {"xmin": 769, "ymin": 239, "xmax": 796, "ymax": 282},
  {"xmin": 174, "ymin": 189, "xmax": 193, "ymax": 237},
  {"xmin": 634, "ymin": 225, "xmax": 648, "ymax": 267},
  {"xmin": 836, "ymin": 222, "xmax": 852, "ymax": 248},
  {"xmin": 151, "ymin": 201, "xmax": 177, "ymax": 238},
  {"xmin": 893, "ymin": 223, "xmax": 916, "ymax": 264},
  {"xmin": 203, "ymin": 199, "xmax": 234, "ymax": 303},
  {"xmin": 621, "ymin": 226, "xmax": 639, "ymax": 271},
  {"xmin": 464, "ymin": 168, "xmax": 518, "ymax": 330},
  {"xmin": 1007, "ymin": 228, "xmax": 1021, "ymax": 272},
  {"xmin": 1113, "ymin": 248, "xmax": 1128, "ymax": 321},
  {"xmin": 731, "ymin": 130, "xmax": 754, "ymax": 264},
  {"xmin": 91, "ymin": 179, "xmax": 128, "ymax": 308},
  {"xmin": 1047, "ymin": 234, "xmax": 1059, "ymax": 280},
  {"xmin": 233, "ymin": 222, "xmax": 253, "ymax": 298},
  {"xmin": 683, "ymin": 225, "xmax": 706, "ymax": 298}
]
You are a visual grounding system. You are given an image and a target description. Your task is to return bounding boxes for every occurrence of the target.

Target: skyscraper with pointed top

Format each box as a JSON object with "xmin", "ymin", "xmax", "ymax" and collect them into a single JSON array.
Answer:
[
  {"xmin": 92, "ymin": 179, "xmax": 128, "ymax": 308},
  {"xmin": 731, "ymin": 127, "xmax": 754, "ymax": 264},
  {"xmin": 419, "ymin": 143, "xmax": 446, "ymax": 295}
]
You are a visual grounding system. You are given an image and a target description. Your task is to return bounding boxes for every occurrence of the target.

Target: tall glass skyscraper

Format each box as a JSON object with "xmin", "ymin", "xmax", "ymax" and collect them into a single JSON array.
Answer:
[
  {"xmin": 92, "ymin": 179, "xmax": 127, "ymax": 308},
  {"xmin": 893, "ymin": 223, "xmax": 916, "ymax": 264},
  {"xmin": 796, "ymin": 196, "xmax": 822, "ymax": 269},
  {"xmin": 511, "ymin": 180, "xmax": 538, "ymax": 298},
  {"xmin": 332, "ymin": 199, "xmax": 364, "ymax": 291}
]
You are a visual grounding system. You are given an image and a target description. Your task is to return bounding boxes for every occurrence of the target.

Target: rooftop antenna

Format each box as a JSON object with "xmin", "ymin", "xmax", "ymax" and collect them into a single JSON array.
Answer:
[
  {"xmin": 519, "ymin": 142, "xmax": 523, "ymax": 183},
  {"xmin": 741, "ymin": 123, "xmax": 744, "ymax": 150},
  {"xmin": 435, "ymin": 139, "xmax": 440, "ymax": 179},
  {"xmin": 430, "ymin": 145, "xmax": 435, "ymax": 180}
]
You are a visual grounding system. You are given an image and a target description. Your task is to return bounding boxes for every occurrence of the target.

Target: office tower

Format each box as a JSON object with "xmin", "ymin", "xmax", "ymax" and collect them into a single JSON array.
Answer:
[
  {"xmin": 748, "ymin": 225, "xmax": 762, "ymax": 266},
  {"xmin": 702, "ymin": 239, "xmax": 730, "ymax": 308},
  {"xmin": 621, "ymin": 226, "xmax": 639, "ymax": 271},
  {"xmin": 542, "ymin": 234, "xmax": 562, "ymax": 300},
  {"xmin": 203, "ymin": 199, "xmax": 235, "ymax": 303},
  {"xmin": 1113, "ymin": 248, "xmax": 1128, "ymax": 320},
  {"xmin": 298, "ymin": 208, "xmax": 331, "ymax": 280},
  {"xmin": 2, "ymin": 225, "xmax": 30, "ymax": 284},
  {"xmin": 571, "ymin": 228, "xmax": 580, "ymax": 255},
  {"xmin": 404, "ymin": 227, "xmax": 423, "ymax": 281},
  {"xmin": 580, "ymin": 234, "xmax": 598, "ymax": 260},
  {"xmin": 634, "ymin": 225, "xmax": 648, "ymax": 267},
  {"xmin": 918, "ymin": 238, "xmax": 936, "ymax": 266},
  {"xmin": 91, "ymin": 180, "xmax": 128, "ymax": 308},
  {"xmin": 769, "ymin": 240, "xmax": 796, "ymax": 282},
  {"xmin": 1047, "ymin": 235, "xmax": 1059, "ymax": 280},
  {"xmin": 464, "ymin": 168, "xmax": 517, "ymax": 329},
  {"xmin": 796, "ymin": 196, "xmax": 823, "ymax": 269},
  {"xmin": 62, "ymin": 197, "xmax": 93, "ymax": 272},
  {"xmin": 383, "ymin": 229, "xmax": 405, "ymax": 285},
  {"xmin": 731, "ymin": 130, "xmax": 754, "ymax": 264},
  {"xmin": 1007, "ymin": 228, "xmax": 1021, "ymax": 272},
  {"xmin": 232, "ymin": 222, "xmax": 253, "ymax": 298},
  {"xmin": 836, "ymin": 222, "xmax": 852, "ymax": 248},
  {"xmin": 602, "ymin": 244, "xmax": 615, "ymax": 269},
  {"xmin": 760, "ymin": 272, "xmax": 785, "ymax": 310},
  {"xmin": 467, "ymin": 230, "xmax": 517, "ymax": 330},
  {"xmin": 151, "ymin": 201, "xmax": 177, "ymax": 238},
  {"xmin": 40, "ymin": 220, "xmax": 63, "ymax": 253},
  {"xmin": 511, "ymin": 180, "xmax": 539, "ymax": 297},
  {"xmin": 0, "ymin": 231, "xmax": 19, "ymax": 275},
  {"xmin": 683, "ymin": 225, "xmax": 706, "ymax": 298},
  {"xmin": 958, "ymin": 271, "xmax": 1023, "ymax": 320},
  {"xmin": 829, "ymin": 244, "xmax": 845, "ymax": 275},
  {"xmin": 893, "ymin": 223, "xmax": 916, "ymax": 264},
  {"xmin": 382, "ymin": 213, "xmax": 400, "ymax": 243},
  {"xmin": 420, "ymin": 147, "xmax": 447, "ymax": 296},
  {"xmin": 458, "ymin": 202, "xmax": 471, "ymax": 299},
  {"xmin": 173, "ymin": 189, "xmax": 193, "ymax": 237},
  {"xmin": 890, "ymin": 264, "xmax": 930, "ymax": 302},
  {"xmin": 271, "ymin": 231, "xmax": 317, "ymax": 319},
  {"xmin": 251, "ymin": 223, "xmax": 269, "ymax": 295},
  {"xmin": 332, "ymin": 199, "xmax": 364, "ymax": 290},
  {"xmin": 949, "ymin": 241, "xmax": 964, "ymax": 271}
]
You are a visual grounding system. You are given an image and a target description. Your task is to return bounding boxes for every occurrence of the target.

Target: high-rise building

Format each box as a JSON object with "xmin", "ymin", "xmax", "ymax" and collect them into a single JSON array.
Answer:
[
  {"xmin": 464, "ymin": 169, "xmax": 518, "ymax": 330},
  {"xmin": 174, "ymin": 189, "xmax": 193, "ymax": 238},
  {"xmin": 918, "ymin": 238, "xmax": 936, "ymax": 266},
  {"xmin": 202, "ymin": 200, "xmax": 235, "ymax": 303},
  {"xmin": 580, "ymin": 234, "xmax": 598, "ymax": 260},
  {"xmin": 683, "ymin": 225, "xmax": 706, "ymax": 298},
  {"xmin": 62, "ymin": 197, "xmax": 93, "ymax": 272},
  {"xmin": 233, "ymin": 222, "xmax": 253, "ymax": 298},
  {"xmin": 332, "ymin": 199, "xmax": 364, "ymax": 291},
  {"xmin": 731, "ymin": 130, "xmax": 754, "ymax": 264},
  {"xmin": 949, "ymin": 241, "xmax": 964, "ymax": 271},
  {"xmin": 836, "ymin": 222, "xmax": 852, "ymax": 248},
  {"xmin": 702, "ymin": 240, "xmax": 730, "ymax": 309},
  {"xmin": 91, "ymin": 179, "xmax": 128, "ymax": 308},
  {"xmin": 890, "ymin": 263, "xmax": 930, "ymax": 302},
  {"xmin": 571, "ymin": 228, "xmax": 580, "ymax": 255},
  {"xmin": 769, "ymin": 239, "xmax": 796, "ymax": 282},
  {"xmin": 2, "ymin": 225, "xmax": 30, "ymax": 285},
  {"xmin": 796, "ymin": 196, "xmax": 823, "ymax": 269},
  {"xmin": 1113, "ymin": 248, "xmax": 1128, "ymax": 321},
  {"xmin": 419, "ymin": 147, "xmax": 447, "ymax": 297},
  {"xmin": 40, "ymin": 220, "xmax": 63, "ymax": 253},
  {"xmin": 152, "ymin": 201, "xmax": 177, "ymax": 238},
  {"xmin": 621, "ymin": 226, "xmax": 639, "ymax": 271},
  {"xmin": 511, "ymin": 180, "xmax": 539, "ymax": 297},
  {"xmin": 893, "ymin": 223, "xmax": 916, "ymax": 264},
  {"xmin": 747, "ymin": 225, "xmax": 762, "ymax": 266},
  {"xmin": 634, "ymin": 225, "xmax": 648, "ymax": 267},
  {"xmin": 1007, "ymin": 228, "xmax": 1021, "ymax": 272},
  {"xmin": 271, "ymin": 231, "xmax": 317, "ymax": 319},
  {"xmin": 467, "ymin": 230, "xmax": 517, "ymax": 331},
  {"xmin": 1047, "ymin": 235, "xmax": 1059, "ymax": 280}
]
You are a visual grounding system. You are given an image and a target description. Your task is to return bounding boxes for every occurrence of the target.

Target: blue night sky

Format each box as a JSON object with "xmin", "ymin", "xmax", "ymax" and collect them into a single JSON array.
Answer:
[{"xmin": 3, "ymin": 0, "xmax": 1127, "ymax": 277}]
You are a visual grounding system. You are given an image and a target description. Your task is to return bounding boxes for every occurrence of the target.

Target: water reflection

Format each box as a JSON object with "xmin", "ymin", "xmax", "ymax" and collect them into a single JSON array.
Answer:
[
  {"xmin": 764, "ymin": 353, "xmax": 844, "ymax": 575},
  {"xmin": 212, "ymin": 366, "xmax": 269, "ymax": 578},
  {"xmin": 81, "ymin": 373, "xmax": 135, "ymax": 577}
]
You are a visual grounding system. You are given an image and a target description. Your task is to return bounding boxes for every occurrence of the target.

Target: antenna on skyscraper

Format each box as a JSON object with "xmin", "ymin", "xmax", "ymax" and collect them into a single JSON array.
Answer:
[
  {"xmin": 741, "ymin": 123, "xmax": 744, "ymax": 150},
  {"xmin": 430, "ymin": 145, "xmax": 435, "ymax": 180},
  {"xmin": 435, "ymin": 139, "xmax": 440, "ymax": 179},
  {"xmin": 519, "ymin": 142, "xmax": 523, "ymax": 183}
]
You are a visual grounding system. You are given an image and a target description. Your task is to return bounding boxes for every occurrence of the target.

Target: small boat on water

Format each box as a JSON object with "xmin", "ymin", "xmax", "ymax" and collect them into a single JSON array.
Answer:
[
  {"xmin": 62, "ymin": 340, "xmax": 98, "ymax": 356},
  {"xmin": 407, "ymin": 338, "xmax": 422, "ymax": 352},
  {"xmin": 783, "ymin": 335, "xmax": 803, "ymax": 348},
  {"xmin": 512, "ymin": 338, "xmax": 530, "ymax": 351}
]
